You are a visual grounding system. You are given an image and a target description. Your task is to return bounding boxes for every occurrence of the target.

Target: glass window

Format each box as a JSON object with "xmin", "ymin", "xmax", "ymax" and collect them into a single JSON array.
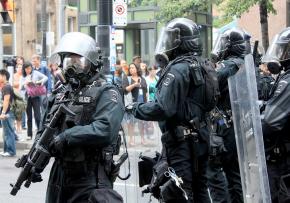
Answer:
[
  {"xmin": 2, "ymin": 25, "xmax": 13, "ymax": 55},
  {"xmin": 68, "ymin": 0, "xmax": 78, "ymax": 7},
  {"xmin": 89, "ymin": 0, "xmax": 97, "ymax": 11}
]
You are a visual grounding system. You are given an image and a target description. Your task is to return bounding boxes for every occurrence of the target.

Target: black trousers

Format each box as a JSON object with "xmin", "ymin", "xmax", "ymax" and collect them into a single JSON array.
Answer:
[
  {"xmin": 207, "ymin": 126, "xmax": 243, "ymax": 203},
  {"xmin": 267, "ymin": 160, "xmax": 290, "ymax": 203},
  {"xmin": 26, "ymin": 96, "xmax": 41, "ymax": 138},
  {"xmin": 165, "ymin": 138, "xmax": 211, "ymax": 203},
  {"xmin": 46, "ymin": 160, "xmax": 98, "ymax": 203}
]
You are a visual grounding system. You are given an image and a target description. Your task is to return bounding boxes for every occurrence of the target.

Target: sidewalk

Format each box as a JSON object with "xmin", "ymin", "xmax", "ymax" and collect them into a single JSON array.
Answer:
[{"xmin": 0, "ymin": 128, "xmax": 33, "ymax": 151}]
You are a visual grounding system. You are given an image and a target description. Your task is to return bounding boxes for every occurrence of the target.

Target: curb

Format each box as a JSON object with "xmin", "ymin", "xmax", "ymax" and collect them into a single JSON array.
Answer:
[{"xmin": 0, "ymin": 141, "xmax": 33, "ymax": 150}]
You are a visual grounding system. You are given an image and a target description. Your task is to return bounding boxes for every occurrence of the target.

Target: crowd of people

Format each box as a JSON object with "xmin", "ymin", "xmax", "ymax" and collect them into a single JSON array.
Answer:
[
  {"xmin": 1, "ymin": 17, "xmax": 289, "ymax": 203},
  {"xmin": 114, "ymin": 56, "xmax": 160, "ymax": 146},
  {"xmin": 0, "ymin": 54, "xmax": 51, "ymax": 157},
  {"xmin": 0, "ymin": 52, "xmax": 160, "ymax": 157}
]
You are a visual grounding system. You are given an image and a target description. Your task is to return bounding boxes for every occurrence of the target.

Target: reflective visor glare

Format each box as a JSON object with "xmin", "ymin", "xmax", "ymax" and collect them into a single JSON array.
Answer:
[{"xmin": 62, "ymin": 56, "xmax": 88, "ymax": 71}]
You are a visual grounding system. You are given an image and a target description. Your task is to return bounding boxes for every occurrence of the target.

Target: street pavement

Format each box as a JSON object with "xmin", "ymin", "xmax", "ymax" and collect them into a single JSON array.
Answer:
[{"xmin": 0, "ymin": 123, "xmax": 162, "ymax": 203}]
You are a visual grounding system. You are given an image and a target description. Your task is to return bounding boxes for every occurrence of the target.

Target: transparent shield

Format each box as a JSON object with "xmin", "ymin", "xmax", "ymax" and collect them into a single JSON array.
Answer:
[
  {"xmin": 115, "ymin": 115, "xmax": 162, "ymax": 203},
  {"xmin": 228, "ymin": 54, "xmax": 271, "ymax": 203}
]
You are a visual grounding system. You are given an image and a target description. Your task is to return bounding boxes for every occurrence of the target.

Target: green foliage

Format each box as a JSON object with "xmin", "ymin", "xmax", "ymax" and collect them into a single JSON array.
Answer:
[
  {"xmin": 129, "ymin": 0, "xmax": 210, "ymax": 22},
  {"xmin": 213, "ymin": 16, "xmax": 233, "ymax": 28},
  {"xmin": 216, "ymin": 0, "xmax": 276, "ymax": 19},
  {"xmin": 156, "ymin": 0, "xmax": 210, "ymax": 22}
]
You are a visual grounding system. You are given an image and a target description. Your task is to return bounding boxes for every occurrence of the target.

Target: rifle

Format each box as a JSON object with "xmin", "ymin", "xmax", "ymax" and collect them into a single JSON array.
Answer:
[{"xmin": 10, "ymin": 103, "xmax": 75, "ymax": 196}]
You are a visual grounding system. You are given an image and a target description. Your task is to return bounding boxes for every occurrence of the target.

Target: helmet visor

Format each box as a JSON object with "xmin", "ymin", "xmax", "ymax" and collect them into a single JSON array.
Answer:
[
  {"xmin": 155, "ymin": 27, "xmax": 181, "ymax": 54},
  {"xmin": 262, "ymin": 35, "xmax": 290, "ymax": 63},
  {"xmin": 63, "ymin": 55, "xmax": 91, "ymax": 76},
  {"xmin": 211, "ymin": 33, "xmax": 228, "ymax": 59}
]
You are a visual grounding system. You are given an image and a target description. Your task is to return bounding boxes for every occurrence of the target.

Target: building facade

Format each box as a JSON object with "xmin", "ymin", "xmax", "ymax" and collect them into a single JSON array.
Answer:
[
  {"xmin": 78, "ymin": 0, "xmax": 213, "ymax": 65},
  {"xmin": 1, "ymin": 0, "xmax": 78, "ymax": 61},
  {"xmin": 238, "ymin": 0, "xmax": 290, "ymax": 53}
]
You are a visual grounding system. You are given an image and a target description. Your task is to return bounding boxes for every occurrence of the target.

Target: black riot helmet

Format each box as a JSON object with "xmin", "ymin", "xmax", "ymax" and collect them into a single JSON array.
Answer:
[
  {"xmin": 262, "ymin": 27, "xmax": 290, "ymax": 74},
  {"xmin": 50, "ymin": 32, "xmax": 102, "ymax": 87},
  {"xmin": 155, "ymin": 18, "xmax": 202, "ymax": 67},
  {"xmin": 211, "ymin": 28, "xmax": 248, "ymax": 62}
]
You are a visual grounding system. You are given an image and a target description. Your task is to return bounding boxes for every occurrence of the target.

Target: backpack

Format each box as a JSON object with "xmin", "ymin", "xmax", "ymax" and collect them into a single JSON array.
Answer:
[
  {"xmin": 11, "ymin": 90, "xmax": 27, "ymax": 120},
  {"xmin": 194, "ymin": 57, "xmax": 220, "ymax": 112}
]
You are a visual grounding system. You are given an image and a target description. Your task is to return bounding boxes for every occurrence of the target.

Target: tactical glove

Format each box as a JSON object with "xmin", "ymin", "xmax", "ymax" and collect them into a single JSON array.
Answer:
[
  {"xmin": 49, "ymin": 133, "xmax": 66, "ymax": 157},
  {"xmin": 125, "ymin": 102, "xmax": 137, "ymax": 114}
]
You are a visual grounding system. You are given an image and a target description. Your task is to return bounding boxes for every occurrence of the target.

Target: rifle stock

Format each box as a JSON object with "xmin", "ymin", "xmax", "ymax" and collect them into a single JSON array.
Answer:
[{"xmin": 10, "ymin": 104, "xmax": 75, "ymax": 196}]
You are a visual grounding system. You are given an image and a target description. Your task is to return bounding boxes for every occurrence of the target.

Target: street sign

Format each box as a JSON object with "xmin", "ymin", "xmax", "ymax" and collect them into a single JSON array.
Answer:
[{"xmin": 113, "ymin": 0, "xmax": 127, "ymax": 26}]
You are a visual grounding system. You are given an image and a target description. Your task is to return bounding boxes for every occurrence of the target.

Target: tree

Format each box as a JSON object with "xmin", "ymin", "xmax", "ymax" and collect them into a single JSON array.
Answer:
[
  {"xmin": 129, "ymin": 0, "xmax": 276, "ymax": 51},
  {"xmin": 215, "ymin": 0, "xmax": 276, "ymax": 51},
  {"xmin": 128, "ymin": 0, "xmax": 210, "ymax": 23}
]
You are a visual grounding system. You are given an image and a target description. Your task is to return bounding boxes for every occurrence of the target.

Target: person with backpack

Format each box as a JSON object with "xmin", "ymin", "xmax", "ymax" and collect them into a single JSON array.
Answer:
[
  {"xmin": 208, "ymin": 28, "xmax": 250, "ymax": 203},
  {"xmin": 0, "ymin": 69, "xmax": 17, "ymax": 157},
  {"xmin": 126, "ymin": 18, "xmax": 218, "ymax": 202}
]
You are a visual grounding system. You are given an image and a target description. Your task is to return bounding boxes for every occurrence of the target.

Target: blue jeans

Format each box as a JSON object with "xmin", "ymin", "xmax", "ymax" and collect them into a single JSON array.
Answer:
[
  {"xmin": 21, "ymin": 112, "xmax": 26, "ymax": 128},
  {"xmin": 2, "ymin": 111, "xmax": 16, "ymax": 155}
]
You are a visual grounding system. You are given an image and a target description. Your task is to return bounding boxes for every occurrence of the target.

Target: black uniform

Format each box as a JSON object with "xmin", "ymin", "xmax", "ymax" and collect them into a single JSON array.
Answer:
[
  {"xmin": 133, "ymin": 54, "xmax": 211, "ymax": 202},
  {"xmin": 262, "ymin": 69, "xmax": 290, "ymax": 203},
  {"xmin": 41, "ymin": 79, "xmax": 124, "ymax": 203},
  {"xmin": 257, "ymin": 72, "xmax": 274, "ymax": 101},
  {"xmin": 207, "ymin": 56, "xmax": 243, "ymax": 203}
]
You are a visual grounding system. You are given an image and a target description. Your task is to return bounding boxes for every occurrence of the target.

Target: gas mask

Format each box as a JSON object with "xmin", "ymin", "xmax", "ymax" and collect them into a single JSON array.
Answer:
[{"xmin": 62, "ymin": 55, "xmax": 92, "ymax": 88}]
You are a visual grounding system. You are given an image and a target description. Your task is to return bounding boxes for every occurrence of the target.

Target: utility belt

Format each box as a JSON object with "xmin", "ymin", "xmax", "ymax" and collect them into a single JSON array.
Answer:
[
  {"xmin": 161, "ymin": 120, "xmax": 206, "ymax": 145},
  {"xmin": 162, "ymin": 118, "xmax": 206, "ymax": 173},
  {"xmin": 58, "ymin": 146, "xmax": 115, "ymax": 179}
]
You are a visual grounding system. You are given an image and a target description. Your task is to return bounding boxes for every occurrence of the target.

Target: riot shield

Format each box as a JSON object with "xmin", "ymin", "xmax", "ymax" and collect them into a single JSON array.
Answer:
[
  {"xmin": 114, "ymin": 117, "xmax": 162, "ymax": 203},
  {"xmin": 228, "ymin": 54, "xmax": 271, "ymax": 203}
]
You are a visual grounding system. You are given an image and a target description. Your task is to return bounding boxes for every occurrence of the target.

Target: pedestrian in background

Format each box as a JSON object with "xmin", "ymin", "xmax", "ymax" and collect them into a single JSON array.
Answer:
[
  {"xmin": 120, "ymin": 59, "xmax": 129, "ymax": 75},
  {"xmin": 140, "ymin": 62, "xmax": 149, "ymax": 77},
  {"xmin": 31, "ymin": 54, "xmax": 52, "ymax": 115},
  {"xmin": 13, "ymin": 63, "xmax": 24, "ymax": 134},
  {"xmin": 123, "ymin": 63, "xmax": 147, "ymax": 146},
  {"xmin": 21, "ymin": 61, "xmax": 47, "ymax": 140},
  {"xmin": 0, "ymin": 69, "xmax": 17, "ymax": 157},
  {"xmin": 15, "ymin": 56, "xmax": 26, "ymax": 130},
  {"xmin": 132, "ymin": 55, "xmax": 142, "ymax": 67}
]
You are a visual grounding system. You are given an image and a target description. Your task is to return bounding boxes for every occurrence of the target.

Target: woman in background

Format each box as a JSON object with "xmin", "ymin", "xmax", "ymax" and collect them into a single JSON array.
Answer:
[{"xmin": 21, "ymin": 62, "xmax": 47, "ymax": 140}]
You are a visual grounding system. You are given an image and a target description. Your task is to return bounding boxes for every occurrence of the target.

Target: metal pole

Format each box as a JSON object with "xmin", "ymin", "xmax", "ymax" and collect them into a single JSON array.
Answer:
[
  {"xmin": 97, "ymin": 0, "xmax": 112, "ymax": 75},
  {"xmin": 41, "ymin": 0, "xmax": 47, "ymax": 61},
  {"xmin": 58, "ymin": 0, "xmax": 65, "ymax": 41}
]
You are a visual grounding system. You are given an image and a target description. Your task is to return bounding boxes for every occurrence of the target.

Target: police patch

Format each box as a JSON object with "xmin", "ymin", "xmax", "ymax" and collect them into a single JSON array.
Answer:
[
  {"xmin": 163, "ymin": 73, "xmax": 175, "ymax": 86},
  {"xmin": 274, "ymin": 80, "xmax": 288, "ymax": 97},
  {"xmin": 78, "ymin": 96, "xmax": 92, "ymax": 103},
  {"xmin": 109, "ymin": 89, "xmax": 118, "ymax": 103}
]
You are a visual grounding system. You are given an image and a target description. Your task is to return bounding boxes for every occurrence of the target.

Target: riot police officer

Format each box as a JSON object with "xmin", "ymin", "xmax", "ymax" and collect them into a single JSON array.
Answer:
[
  {"xmin": 261, "ymin": 27, "xmax": 290, "ymax": 203},
  {"xmin": 208, "ymin": 28, "xmax": 249, "ymax": 203},
  {"xmin": 128, "ymin": 18, "xmax": 215, "ymax": 202},
  {"xmin": 38, "ymin": 32, "xmax": 124, "ymax": 203}
]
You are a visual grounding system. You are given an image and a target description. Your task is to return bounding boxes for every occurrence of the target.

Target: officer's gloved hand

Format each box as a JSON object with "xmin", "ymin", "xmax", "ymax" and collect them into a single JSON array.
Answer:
[
  {"xmin": 125, "ymin": 102, "xmax": 137, "ymax": 114},
  {"xmin": 49, "ymin": 133, "xmax": 66, "ymax": 157}
]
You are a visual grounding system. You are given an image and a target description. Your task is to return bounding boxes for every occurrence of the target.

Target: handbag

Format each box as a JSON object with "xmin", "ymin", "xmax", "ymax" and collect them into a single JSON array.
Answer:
[{"xmin": 26, "ymin": 84, "xmax": 47, "ymax": 97}]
